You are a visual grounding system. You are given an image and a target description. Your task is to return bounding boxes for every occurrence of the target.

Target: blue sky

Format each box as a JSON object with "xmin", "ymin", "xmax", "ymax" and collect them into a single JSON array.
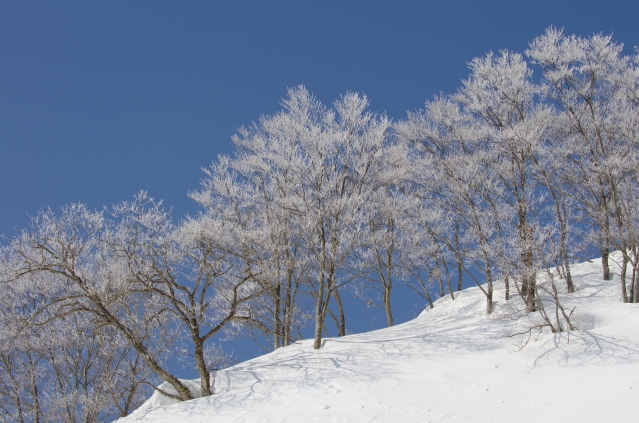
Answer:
[{"xmin": 1, "ymin": 0, "xmax": 638, "ymax": 369}]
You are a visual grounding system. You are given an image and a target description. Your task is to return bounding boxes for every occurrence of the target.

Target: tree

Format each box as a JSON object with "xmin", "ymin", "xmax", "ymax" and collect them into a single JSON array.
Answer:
[
  {"xmin": 191, "ymin": 143, "xmax": 312, "ymax": 351},
  {"xmin": 396, "ymin": 94, "xmax": 505, "ymax": 314},
  {"xmin": 194, "ymin": 87, "xmax": 408, "ymax": 349},
  {"xmin": 0, "ymin": 262, "xmax": 154, "ymax": 422},
  {"xmin": 527, "ymin": 27, "xmax": 639, "ymax": 285},
  {"xmin": 2, "ymin": 201, "xmax": 194, "ymax": 401},
  {"xmin": 3, "ymin": 193, "xmax": 262, "ymax": 401},
  {"xmin": 356, "ymin": 187, "xmax": 417, "ymax": 327},
  {"xmin": 103, "ymin": 193, "xmax": 267, "ymax": 397}
]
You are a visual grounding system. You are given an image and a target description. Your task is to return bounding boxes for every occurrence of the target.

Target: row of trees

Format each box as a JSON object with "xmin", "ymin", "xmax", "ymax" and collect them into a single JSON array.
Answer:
[{"xmin": 1, "ymin": 28, "xmax": 638, "ymax": 422}]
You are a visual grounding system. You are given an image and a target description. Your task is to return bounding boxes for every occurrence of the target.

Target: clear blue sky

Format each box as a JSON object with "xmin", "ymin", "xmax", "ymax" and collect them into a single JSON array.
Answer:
[{"xmin": 1, "ymin": 0, "xmax": 638, "ymax": 369}]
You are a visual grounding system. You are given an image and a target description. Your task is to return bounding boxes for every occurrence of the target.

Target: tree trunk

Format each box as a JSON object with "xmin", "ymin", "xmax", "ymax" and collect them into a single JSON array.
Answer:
[
  {"xmin": 630, "ymin": 266, "xmax": 636, "ymax": 303},
  {"xmin": 454, "ymin": 221, "xmax": 463, "ymax": 292},
  {"xmin": 505, "ymin": 276, "xmax": 510, "ymax": 301},
  {"xmin": 273, "ymin": 284, "xmax": 281, "ymax": 350},
  {"xmin": 564, "ymin": 255, "xmax": 574, "ymax": 294},
  {"xmin": 193, "ymin": 340, "xmax": 211, "ymax": 396},
  {"xmin": 633, "ymin": 262, "xmax": 639, "ymax": 303},
  {"xmin": 483, "ymin": 252, "xmax": 493, "ymax": 314},
  {"xmin": 383, "ymin": 284, "xmax": 393, "ymax": 327},
  {"xmin": 27, "ymin": 353, "xmax": 40, "ymax": 423},
  {"xmin": 560, "ymin": 224, "xmax": 574, "ymax": 293},
  {"xmin": 95, "ymin": 302, "xmax": 194, "ymax": 401},
  {"xmin": 602, "ymin": 247, "xmax": 611, "ymax": 281},
  {"xmin": 446, "ymin": 273, "xmax": 455, "ymax": 300},
  {"xmin": 283, "ymin": 270, "xmax": 293, "ymax": 346},
  {"xmin": 332, "ymin": 288, "xmax": 346, "ymax": 336},
  {"xmin": 314, "ymin": 225, "xmax": 328, "ymax": 350},
  {"xmin": 485, "ymin": 277, "xmax": 493, "ymax": 315},
  {"xmin": 381, "ymin": 249, "xmax": 394, "ymax": 327},
  {"xmin": 523, "ymin": 274, "xmax": 536, "ymax": 312},
  {"xmin": 619, "ymin": 254, "xmax": 628, "ymax": 302},
  {"xmin": 313, "ymin": 276, "xmax": 325, "ymax": 350}
]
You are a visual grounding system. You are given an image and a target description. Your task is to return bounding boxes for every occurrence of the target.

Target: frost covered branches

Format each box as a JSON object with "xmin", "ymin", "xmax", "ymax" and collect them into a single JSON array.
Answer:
[
  {"xmin": 1, "ymin": 192, "xmax": 261, "ymax": 417},
  {"xmin": 396, "ymin": 27, "xmax": 639, "ymax": 315},
  {"xmin": 191, "ymin": 87, "xmax": 410, "ymax": 350},
  {"xmin": 1, "ymin": 27, "xmax": 639, "ymax": 420}
]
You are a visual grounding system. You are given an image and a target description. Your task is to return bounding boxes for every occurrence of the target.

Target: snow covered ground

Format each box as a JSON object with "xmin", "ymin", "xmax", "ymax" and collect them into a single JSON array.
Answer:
[{"xmin": 121, "ymin": 254, "xmax": 639, "ymax": 422}]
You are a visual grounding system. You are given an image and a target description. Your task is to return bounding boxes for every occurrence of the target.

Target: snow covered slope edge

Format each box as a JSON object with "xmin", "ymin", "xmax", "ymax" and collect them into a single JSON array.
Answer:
[{"xmin": 121, "ymin": 255, "xmax": 639, "ymax": 423}]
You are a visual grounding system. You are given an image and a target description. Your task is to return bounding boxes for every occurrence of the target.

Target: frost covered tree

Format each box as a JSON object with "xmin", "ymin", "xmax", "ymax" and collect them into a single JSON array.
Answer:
[
  {"xmin": 0, "ymin": 263, "xmax": 154, "ymax": 422},
  {"xmin": 527, "ymin": 27, "xmax": 639, "ymax": 285},
  {"xmin": 194, "ymin": 87, "xmax": 409, "ymax": 348},
  {"xmin": 356, "ymin": 187, "xmax": 417, "ymax": 327},
  {"xmin": 2, "ymin": 202, "xmax": 192, "ymax": 401},
  {"xmin": 396, "ymin": 94, "xmax": 506, "ymax": 314},
  {"xmin": 4, "ymin": 28, "xmax": 639, "ymax": 417},
  {"xmin": 191, "ymin": 122, "xmax": 313, "ymax": 351},
  {"xmin": 399, "ymin": 53, "xmax": 563, "ymax": 313},
  {"xmin": 110, "ymin": 196, "xmax": 264, "ymax": 397},
  {"xmin": 453, "ymin": 50, "xmax": 555, "ymax": 311},
  {"xmin": 2, "ymin": 193, "xmax": 261, "ymax": 402}
]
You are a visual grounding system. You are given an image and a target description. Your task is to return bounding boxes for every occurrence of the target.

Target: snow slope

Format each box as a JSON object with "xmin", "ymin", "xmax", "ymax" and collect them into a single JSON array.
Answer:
[{"xmin": 121, "ymin": 255, "xmax": 639, "ymax": 422}]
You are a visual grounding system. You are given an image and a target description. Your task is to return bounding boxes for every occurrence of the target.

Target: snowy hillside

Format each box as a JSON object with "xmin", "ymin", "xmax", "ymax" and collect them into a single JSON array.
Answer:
[{"xmin": 121, "ymin": 255, "xmax": 639, "ymax": 423}]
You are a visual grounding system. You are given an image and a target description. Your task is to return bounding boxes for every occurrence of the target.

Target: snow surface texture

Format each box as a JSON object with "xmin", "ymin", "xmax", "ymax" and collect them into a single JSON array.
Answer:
[{"xmin": 121, "ymin": 254, "xmax": 639, "ymax": 422}]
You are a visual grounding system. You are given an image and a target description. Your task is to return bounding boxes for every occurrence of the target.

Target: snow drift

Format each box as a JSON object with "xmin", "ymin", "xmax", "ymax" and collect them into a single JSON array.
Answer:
[{"xmin": 120, "ymin": 254, "xmax": 639, "ymax": 422}]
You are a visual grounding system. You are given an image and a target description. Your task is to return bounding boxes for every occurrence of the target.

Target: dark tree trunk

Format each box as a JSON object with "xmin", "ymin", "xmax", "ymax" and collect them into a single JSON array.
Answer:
[
  {"xmin": 332, "ymin": 289, "xmax": 346, "ymax": 336},
  {"xmin": 380, "ymin": 248, "xmax": 394, "ymax": 327},
  {"xmin": 633, "ymin": 263, "xmax": 639, "ymax": 303},
  {"xmin": 283, "ymin": 270, "xmax": 293, "ymax": 346},
  {"xmin": 560, "ymin": 227, "xmax": 574, "ymax": 293},
  {"xmin": 313, "ymin": 276, "xmax": 326, "ymax": 350},
  {"xmin": 505, "ymin": 276, "xmax": 510, "ymax": 301},
  {"xmin": 483, "ymin": 252, "xmax": 493, "ymax": 314},
  {"xmin": 454, "ymin": 221, "xmax": 463, "ymax": 292},
  {"xmin": 383, "ymin": 284, "xmax": 393, "ymax": 327},
  {"xmin": 602, "ymin": 248, "xmax": 611, "ymax": 281},
  {"xmin": 194, "ymin": 340, "xmax": 211, "ymax": 396},
  {"xmin": 273, "ymin": 284, "xmax": 281, "ymax": 350}
]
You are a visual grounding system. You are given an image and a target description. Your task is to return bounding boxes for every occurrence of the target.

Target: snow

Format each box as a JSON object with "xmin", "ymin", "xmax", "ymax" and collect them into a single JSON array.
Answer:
[{"xmin": 120, "ymin": 254, "xmax": 639, "ymax": 422}]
